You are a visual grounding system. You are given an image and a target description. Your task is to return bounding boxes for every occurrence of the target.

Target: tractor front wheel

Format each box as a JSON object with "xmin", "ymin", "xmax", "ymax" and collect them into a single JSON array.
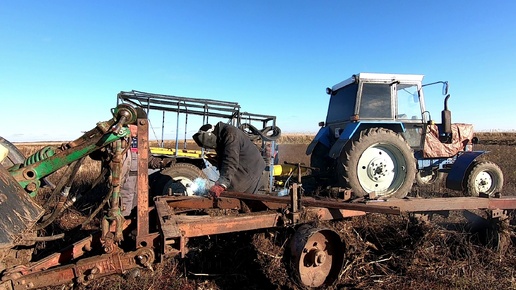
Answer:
[
  {"xmin": 465, "ymin": 160, "xmax": 503, "ymax": 196},
  {"xmin": 338, "ymin": 128, "xmax": 416, "ymax": 199}
]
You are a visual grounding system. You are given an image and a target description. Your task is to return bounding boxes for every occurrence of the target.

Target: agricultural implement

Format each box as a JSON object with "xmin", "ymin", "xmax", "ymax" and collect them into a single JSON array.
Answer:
[
  {"xmin": 0, "ymin": 88, "xmax": 514, "ymax": 289},
  {"xmin": 116, "ymin": 90, "xmax": 288, "ymax": 195}
]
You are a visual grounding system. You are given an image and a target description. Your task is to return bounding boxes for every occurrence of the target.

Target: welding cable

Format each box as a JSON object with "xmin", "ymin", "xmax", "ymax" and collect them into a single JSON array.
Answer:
[{"xmin": 239, "ymin": 123, "xmax": 281, "ymax": 142}]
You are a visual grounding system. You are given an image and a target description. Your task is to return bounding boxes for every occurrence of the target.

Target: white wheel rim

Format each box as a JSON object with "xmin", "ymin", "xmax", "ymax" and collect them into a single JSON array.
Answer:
[
  {"xmin": 356, "ymin": 144, "xmax": 407, "ymax": 195},
  {"xmin": 475, "ymin": 171, "xmax": 493, "ymax": 193}
]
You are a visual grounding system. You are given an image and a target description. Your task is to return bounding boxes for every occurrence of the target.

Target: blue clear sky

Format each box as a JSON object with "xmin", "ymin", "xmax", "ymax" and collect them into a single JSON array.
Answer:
[{"xmin": 1, "ymin": 1, "xmax": 515, "ymax": 142}]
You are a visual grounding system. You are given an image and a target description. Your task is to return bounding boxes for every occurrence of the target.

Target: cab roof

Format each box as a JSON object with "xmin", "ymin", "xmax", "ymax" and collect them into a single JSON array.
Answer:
[{"xmin": 332, "ymin": 73, "xmax": 425, "ymax": 91}]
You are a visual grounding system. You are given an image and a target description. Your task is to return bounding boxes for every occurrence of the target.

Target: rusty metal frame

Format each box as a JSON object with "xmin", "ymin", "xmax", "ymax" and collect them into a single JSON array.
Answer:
[
  {"xmin": 6, "ymin": 247, "xmax": 155, "ymax": 290},
  {"xmin": 153, "ymin": 185, "xmax": 395, "ymax": 257},
  {"xmin": 364, "ymin": 196, "xmax": 516, "ymax": 212},
  {"xmin": 154, "ymin": 195, "xmax": 369, "ymax": 258},
  {"xmin": 135, "ymin": 118, "xmax": 160, "ymax": 248},
  {"xmin": 153, "ymin": 189, "xmax": 516, "ymax": 258}
]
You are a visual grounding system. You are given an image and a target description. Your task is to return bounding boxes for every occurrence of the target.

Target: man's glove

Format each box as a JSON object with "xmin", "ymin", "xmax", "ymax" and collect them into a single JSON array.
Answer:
[
  {"xmin": 148, "ymin": 158, "xmax": 163, "ymax": 169},
  {"xmin": 161, "ymin": 158, "xmax": 175, "ymax": 167},
  {"xmin": 149, "ymin": 157, "xmax": 176, "ymax": 169},
  {"xmin": 209, "ymin": 184, "xmax": 226, "ymax": 198}
]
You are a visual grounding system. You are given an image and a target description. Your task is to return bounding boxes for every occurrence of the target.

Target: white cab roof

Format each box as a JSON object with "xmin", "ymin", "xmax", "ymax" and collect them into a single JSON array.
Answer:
[{"xmin": 332, "ymin": 73, "xmax": 424, "ymax": 91}]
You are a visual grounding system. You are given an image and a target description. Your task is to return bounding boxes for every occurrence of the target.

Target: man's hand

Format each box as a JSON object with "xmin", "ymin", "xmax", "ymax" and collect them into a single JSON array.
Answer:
[{"xmin": 209, "ymin": 184, "xmax": 226, "ymax": 198}]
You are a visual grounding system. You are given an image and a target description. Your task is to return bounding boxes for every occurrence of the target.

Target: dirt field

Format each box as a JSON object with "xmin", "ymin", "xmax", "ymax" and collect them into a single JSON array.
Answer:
[{"xmin": 12, "ymin": 132, "xmax": 516, "ymax": 289}]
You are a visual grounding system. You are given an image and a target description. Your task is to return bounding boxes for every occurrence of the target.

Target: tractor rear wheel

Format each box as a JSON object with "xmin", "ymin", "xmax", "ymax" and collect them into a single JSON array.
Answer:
[
  {"xmin": 465, "ymin": 160, "xmax": 503, "ymax": 196},
  {"xmin": 338, "ymin": 128, "xmax": 416, "ymax": 199}
]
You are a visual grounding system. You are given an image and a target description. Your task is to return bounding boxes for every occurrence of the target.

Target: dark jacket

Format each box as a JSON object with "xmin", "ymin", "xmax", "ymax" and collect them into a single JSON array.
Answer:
[{"xmin": 214, "ymin": 122, "xmax": 266, "ymax": 193}]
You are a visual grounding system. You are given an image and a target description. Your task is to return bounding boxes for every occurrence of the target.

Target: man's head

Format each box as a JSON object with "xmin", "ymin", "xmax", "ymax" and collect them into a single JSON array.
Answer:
[{"xmin": 193, "ymin": 124, "xmax": 217, "ymax": 149}]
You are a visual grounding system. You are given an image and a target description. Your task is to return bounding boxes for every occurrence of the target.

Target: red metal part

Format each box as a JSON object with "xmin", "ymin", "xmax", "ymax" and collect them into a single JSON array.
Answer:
[
  {"xmin": 2, "ymin": 219, "xmax": 139, "ymax": 283},
  {"xmin": 9, "ymin": 234, "xmax": 98, "ymax": 277},
  {"xmin": 160, "ymin": 196, "xmax": 242, "ymax": 210},
  {"xmin": 5, "ymin": 247, "xmax": 155, "ymax": 290},
  {"xmin": 154, "ymin": 193, "xmax": 369, "ymax": 257},
  {"xmin": 136, "ymin": 119, "xmax": 155, "ymax": 248},
  {"xmin": 219, "ymin": 191, "xmax": 401, "ymax": 215},
  {"xmin": 365, "ymin": 196, "xmax": 516, "ymax": 212}
]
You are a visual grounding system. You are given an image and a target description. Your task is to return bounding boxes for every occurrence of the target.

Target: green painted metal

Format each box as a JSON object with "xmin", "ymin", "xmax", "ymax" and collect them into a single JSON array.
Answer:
[{"xmin": 13, "ymin": 127, "xmax": 129, "ymax": 197}]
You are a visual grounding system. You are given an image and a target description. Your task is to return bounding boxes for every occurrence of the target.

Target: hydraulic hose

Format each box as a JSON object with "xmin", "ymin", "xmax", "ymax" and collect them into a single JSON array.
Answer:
[{"xmin": 239, "ymin": 123, "xmax": 281, "ymax": 142}]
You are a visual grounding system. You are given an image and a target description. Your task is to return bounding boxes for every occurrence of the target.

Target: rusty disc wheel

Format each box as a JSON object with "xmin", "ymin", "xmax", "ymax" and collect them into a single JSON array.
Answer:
[{"xmin": 290, "ymin": 225, "xmax": 344, "ymax": 288}]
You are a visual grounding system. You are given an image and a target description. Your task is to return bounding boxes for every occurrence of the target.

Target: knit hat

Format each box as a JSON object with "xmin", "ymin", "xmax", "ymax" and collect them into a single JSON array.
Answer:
[{"xmin": 193, "ymin": 124, "xmax": 217, "ymax": 149}]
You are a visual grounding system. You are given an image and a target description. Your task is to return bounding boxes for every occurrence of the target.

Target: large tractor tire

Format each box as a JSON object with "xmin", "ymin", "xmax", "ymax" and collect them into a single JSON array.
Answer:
[
  {"xmin": 464, "ymin": 160, "xmax": 503, "ymax": 196},
  {"xmin": 338, "ymin": 128, "xmax": 416, "ymax": 199},
  {"xmin": 150, "ymin": 163, "xmax": 208, "ymax": 196}
]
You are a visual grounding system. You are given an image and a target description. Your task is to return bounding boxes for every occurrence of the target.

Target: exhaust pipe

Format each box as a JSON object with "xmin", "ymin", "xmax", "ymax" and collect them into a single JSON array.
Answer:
[{"xmin": 439, "ymin": 94, "xmax": 452, "ymax": 143}]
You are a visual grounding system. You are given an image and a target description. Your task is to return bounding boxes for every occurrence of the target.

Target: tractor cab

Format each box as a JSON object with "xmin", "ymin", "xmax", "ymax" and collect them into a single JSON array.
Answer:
[{"xmin": 323, "ymin": 73, "xmax": 428, "ymax": 150}]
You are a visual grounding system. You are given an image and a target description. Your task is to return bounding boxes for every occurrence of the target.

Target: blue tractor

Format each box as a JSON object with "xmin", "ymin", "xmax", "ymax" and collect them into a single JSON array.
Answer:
[{"xmin": 307, "ymin": 73, "xmax": 503, "ymax": 199}]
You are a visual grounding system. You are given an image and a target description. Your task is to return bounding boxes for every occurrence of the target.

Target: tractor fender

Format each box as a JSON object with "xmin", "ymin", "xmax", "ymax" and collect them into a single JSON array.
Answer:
[
  {"xmin": 306, "ymin": 127, "xmax": 332, "ymax": 155},
  {"xmin": 445, "ymin": 151, "xmax": 485, "ymax": 190},
  {"xmin": 328, "ymin": 122, "xmax": 406, "ymax": 159}
]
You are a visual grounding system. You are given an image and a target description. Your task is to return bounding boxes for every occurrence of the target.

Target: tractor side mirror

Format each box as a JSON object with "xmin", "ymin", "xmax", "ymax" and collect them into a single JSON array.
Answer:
[
  {"xmin": 442, "ymin": 81, "xmax": 449, "ymax": 95},
  {"xmin": 412, "ymin": 92, "xmax": 419, "ymax": 103}
]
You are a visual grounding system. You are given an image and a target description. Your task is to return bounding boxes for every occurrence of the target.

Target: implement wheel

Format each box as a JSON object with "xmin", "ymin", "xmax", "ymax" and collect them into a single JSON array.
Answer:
[
  {"xmin": 151, "ymin": 163, "xmax": 207, "ymax": 196},
  {"xmin": 289, "ymin": 225, "xmax": 344, "ymax": 288},
  {"xmin": 338, "ymin": 128, "xmax": 416, "ymax": 198},
  {"xmin": 465, "ymin": 160, "xmax": 503, "ymax": 196}
]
